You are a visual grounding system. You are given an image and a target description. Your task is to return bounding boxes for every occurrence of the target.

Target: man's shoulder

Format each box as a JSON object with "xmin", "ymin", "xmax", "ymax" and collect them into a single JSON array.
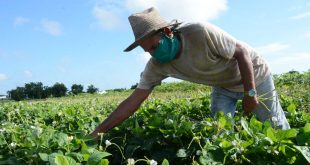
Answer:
[
  {"xmin": 178, "ymin": 22, "xmax": 206, "ymax": 33},
  {"xmin": 144, "ymin": 57, "xmax": 163, "ymax": 71},
  {"xmin": 181, "ymin": 22, "xmax": 230, "ymax": 35}
]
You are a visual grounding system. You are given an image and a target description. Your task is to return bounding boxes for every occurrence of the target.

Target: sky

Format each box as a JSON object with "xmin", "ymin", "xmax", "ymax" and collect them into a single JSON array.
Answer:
[{"xmin": 1, "ymin": 0, "xmax": 310, "ymax": 95}]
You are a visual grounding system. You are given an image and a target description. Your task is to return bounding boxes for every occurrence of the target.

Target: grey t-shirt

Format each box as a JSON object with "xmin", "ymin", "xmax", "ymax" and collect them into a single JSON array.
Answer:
[{"xmin": 137, "ymin": 23, "xmax": 270, "ymax": 92}]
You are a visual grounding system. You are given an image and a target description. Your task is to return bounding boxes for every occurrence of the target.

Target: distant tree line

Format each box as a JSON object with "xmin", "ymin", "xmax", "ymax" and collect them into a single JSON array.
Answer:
[
  {"xmin": 273, "ymin": 70, "xmax": 310, "ymax": 86},
  {"xmin": 7, "ymin": 82, "xmax": 99, "ymax": 101}
]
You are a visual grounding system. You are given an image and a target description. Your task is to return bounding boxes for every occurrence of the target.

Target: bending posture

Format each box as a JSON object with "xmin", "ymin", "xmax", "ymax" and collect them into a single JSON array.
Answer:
[{"xmin": 91, "ymin": 7, "xmax": 290, "ymax": 136}]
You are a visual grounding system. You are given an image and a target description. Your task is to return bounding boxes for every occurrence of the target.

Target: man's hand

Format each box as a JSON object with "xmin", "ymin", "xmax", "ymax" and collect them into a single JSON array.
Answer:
[
  {"xmin": 89, "ymin": 88, "xmax": 152, "ymax": 138},
  {"xmin": 233, "ymin": 42, "xmax": 258, "ymax": 116},
  {"xmin": 242, "ymin": 96, "xmax": 259, "ymax": 116}
]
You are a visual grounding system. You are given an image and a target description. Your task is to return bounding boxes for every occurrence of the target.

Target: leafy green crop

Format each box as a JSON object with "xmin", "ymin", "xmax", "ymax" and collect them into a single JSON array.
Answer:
[{"xmin": 0, "ymin": 72, "xmax": 309, "ymax": 164}]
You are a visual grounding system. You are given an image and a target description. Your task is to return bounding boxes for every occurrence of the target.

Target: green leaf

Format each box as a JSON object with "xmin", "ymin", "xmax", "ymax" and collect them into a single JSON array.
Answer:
[
  {"xmin": 80, "ymin": 141, "xmax": 89, "ymax": 154},
  {"xmin": 66, "ymin": 152, "xmax": 84, "ymax": 162},
  {"xmin": 287, "ymin": 104, "xmax": 296, "ymax": 115},
  {"xmin": 55, "ymin": 156, "xmax": 69, "ymax": 165},
  {"xmin": 98, "ymin": 159, "xmax": 109, "ymax": 165},
  {"xmin": 83, "ymin": 154, "xmax": 90, "ymax": 162},
  {"xmin": 0, "ymin": 137, "xmax": 5, "ymax": 146},
  {"xmin": 87, "ymin": 150, "xmax": 111, "ymax": 165},
  {"xmin": 275, "ymin": 129, "xmax": 297, "ymax": 141},
  {"xmin": 297, "ymin": 124, "xmax": 310, "ymax": 145},
  {"xmin": 241, "ymin": 117, "xmax": 253, "ymax": 137},
  {"xmin": 294, "ymin": 145, "xmax": 310, "ymax": 163},
  {"xmin": 159, "ymin": 129, "xmax": 174, "ymax": 135},
  {"xmin": 0, "ymin": 156, "xmax": 24, "ymax": 165},
  {"xmin": 266, "ymin": 127, "xmax": 277, "ymax": 142},
  {"xmin": 261, "ymin": 137, "xmax": 274, "ymax": 145},
  {"xmin": 161, "ymin": 159, "xmax": 169, "ymax": 165},
  {"xmin": 278, "ymin": 144, "xmax": 287, "ymax": 155},
  {"xmin": 240, "ymin": 138, "xmax": 254, "ymax": 148},
  {"xmin": 249, "ymin": 116, "xmax": 262, "ymax": 132},
  {"xmin": 199, "ymin": 150, "xmax": 222, "ymax": 165},
  {"xmin": 288, "ymin": 156, "xmax": 297, "ymax": 164},
  {"xmin": 53, "ymin": 132, "xmax": 69, "ymax": 147},
  {"xmin": 218, "ymin": 116, "xmax": 227, "ymax": 129},
  {"xmin": 39, "ymin": 153, "xmax": 49, "ymax": 161},
  {"xmin": 219, "ymin": 140, "xmax": 231, "ymax": 149},
  {"xmin": 263, "ymin": 120, "xmax": 272, "ymax": 132},
  {"xmin": 266, "ymin": 128, "xmax": 297, "ymax": 142},
  {"xmin": 302, "ymin": 123, "xmax": 310, "ymax": 133},
  {"xmin": 54, "ymin": 155, "xmax": 76, "ymax": 165},
  {"xmin": 47, "ymin": 155, "xmax": 76, "ymax": 165},
  {"xmin": 179, "ymin": 121, "xmax": 193, "ymax": 133},
  {"xmin": 176, "ymin": 149, "xmax": 187, "ymax": 157},
  {"xmin": 49, "ymin": 153, "xmax": 64, "ymax": 165}
]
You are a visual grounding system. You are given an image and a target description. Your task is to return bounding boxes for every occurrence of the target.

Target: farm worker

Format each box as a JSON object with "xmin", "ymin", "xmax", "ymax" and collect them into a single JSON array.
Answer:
[{"xmin": 91, "ymin": 7, "xmax": 290, "ymax": 136}]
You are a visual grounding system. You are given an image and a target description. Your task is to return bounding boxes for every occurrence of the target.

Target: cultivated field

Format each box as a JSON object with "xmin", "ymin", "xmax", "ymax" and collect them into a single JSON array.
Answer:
[{"xmin": 0, "ymin": 72, "xmax": 309, "ymax": 165}]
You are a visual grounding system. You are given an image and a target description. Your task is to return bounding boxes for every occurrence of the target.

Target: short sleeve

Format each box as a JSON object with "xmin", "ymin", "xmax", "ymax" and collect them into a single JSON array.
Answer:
[
  {"xmin": 204, "ymin": 23, "xmax": 237, "ymax": 59},
  {"xmin": 137, "ymin": 58, "xmax": 168, "ymax": 90}
]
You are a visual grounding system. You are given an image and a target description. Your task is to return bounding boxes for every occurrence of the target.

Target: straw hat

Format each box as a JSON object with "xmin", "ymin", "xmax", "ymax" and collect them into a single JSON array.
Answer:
[{"xmin": 124, "ymin": 7, "xmax": 181, "ymax": 52}]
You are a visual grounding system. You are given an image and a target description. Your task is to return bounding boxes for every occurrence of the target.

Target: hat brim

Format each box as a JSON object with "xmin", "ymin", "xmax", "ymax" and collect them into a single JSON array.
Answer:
[
  {"xmin": 123, "ymin": 22, "xmax": 182, "ymax": 52},
  {"xmin": 124, "ymin": 29, "xmax": 158, "ymax": 52}
]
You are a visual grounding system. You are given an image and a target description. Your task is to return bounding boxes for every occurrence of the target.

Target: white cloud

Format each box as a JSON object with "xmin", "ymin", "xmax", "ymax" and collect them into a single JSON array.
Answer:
[
  {"xmin": 256, "ymin": 43, "xmax": 309, "ymax": 73},
  {"xmin": 92, "ymin": 4, "xmax": 123, "ymax": 29},
  {"xmin": 268, "ymin": 53, "xmax": 310, "ymax": 73},
  {"xmin": 125, "ymin": 0, "xmax": 228, "ymax": 22},
  {"xmin": 0, "ymin": 74, "xmax": 8, "ymax": 81},
  {"xmin": 14, "ymin": 17, "xmax": 30, "ymax": 26},
  {"xmin": 306, "ymin": 32, "xmax": 310, "ymax": 37},
  {"xmin": 24, "ymin": 70, "xmax": 33, "ymax": 78},
  {"xmin": 290, "ymin": 12, "xmax": 310, "ymax": 20},
  {"xmin": 92, "ymin": 0, "xmax": 228, "ymax": 30},
  {"xmin": 255, "ymin": 42, "xmax": 290, "ymax": 55},
  {"xmin": 40, "ymin": 19, "xmax": 63, "ymax": 36}
]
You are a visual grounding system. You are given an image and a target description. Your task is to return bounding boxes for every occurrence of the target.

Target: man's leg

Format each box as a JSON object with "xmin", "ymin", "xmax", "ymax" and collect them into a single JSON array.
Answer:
[
  {"xmin": 210, "ymin": 87, "xmax": 241, "ymax": 117},
  {"xmin": 252, "ymin": 74, "xmax": 290, "ymax": 130}
]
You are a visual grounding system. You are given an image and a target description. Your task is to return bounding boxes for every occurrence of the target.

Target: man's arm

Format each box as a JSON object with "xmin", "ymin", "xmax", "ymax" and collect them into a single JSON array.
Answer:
[
  {"xmin": 233, "ymin": 43, "xmax": 259, "ymax": 115},
  {"xmin": 90, "ymin": 88, "xmax": 152, "ymax": 136}
]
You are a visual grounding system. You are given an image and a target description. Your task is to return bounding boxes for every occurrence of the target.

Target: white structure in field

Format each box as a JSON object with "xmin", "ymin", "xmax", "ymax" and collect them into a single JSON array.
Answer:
[
  {"xmin": 98, "ymin": 90, "xmax": 107, "ymax": 94},
  {"xmin": 0, "ymin": 95, "xmax": 8, "ymax": 100}
]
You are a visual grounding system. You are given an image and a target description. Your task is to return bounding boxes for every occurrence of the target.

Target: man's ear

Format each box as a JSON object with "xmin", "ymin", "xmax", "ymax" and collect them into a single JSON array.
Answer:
[{"xmin": 162, "ymin": 27, "xmax": 173, "ymax": 37}]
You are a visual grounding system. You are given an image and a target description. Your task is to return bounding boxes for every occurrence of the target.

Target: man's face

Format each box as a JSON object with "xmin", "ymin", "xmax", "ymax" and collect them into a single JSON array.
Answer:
[{"xmin": 139, "ymin": 32, "xmax": 162, "ymax": 55}]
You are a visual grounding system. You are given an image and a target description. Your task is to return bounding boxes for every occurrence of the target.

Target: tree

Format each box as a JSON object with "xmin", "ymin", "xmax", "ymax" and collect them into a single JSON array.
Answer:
[
  {"xmin": 8, "ymin": 87, "xmax": 25, "ymax": 101},
  {"xmin": 42, "ymin": 86, "xmax": 52, "ymax": 98},
  {"xmin": 87, "ymin": 84, "xmax": 99, "ymax": 94},
  {"xmin": 130, "ymin": 83, "xmax": 138, "ymax": 89},
  {"xmin": 24, "ymin": 82, "xmax": 44, "ymax": 99},
  {"xmin": 51, "ymin": 83, "xmax": 67, "ymax": 97},
  {"xmin": 71, "ymin": 84, "xmax": 84, "ymax": 95}
]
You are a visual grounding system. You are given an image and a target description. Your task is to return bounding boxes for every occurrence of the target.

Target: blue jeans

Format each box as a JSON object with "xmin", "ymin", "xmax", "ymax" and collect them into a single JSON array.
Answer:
[{"xmin": 211, "ymin": 74, "xmax": 290, "ymax": 130}]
